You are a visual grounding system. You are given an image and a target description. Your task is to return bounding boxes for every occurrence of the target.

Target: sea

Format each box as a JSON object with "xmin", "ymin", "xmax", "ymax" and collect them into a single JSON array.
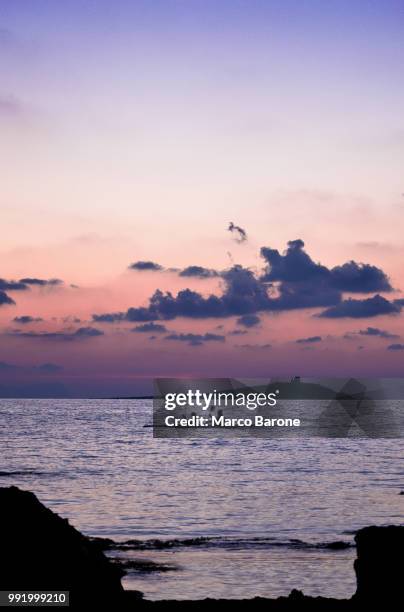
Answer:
[{"xmin": 1, "ymin": 398, "xmax": 403, "ymax": 600}]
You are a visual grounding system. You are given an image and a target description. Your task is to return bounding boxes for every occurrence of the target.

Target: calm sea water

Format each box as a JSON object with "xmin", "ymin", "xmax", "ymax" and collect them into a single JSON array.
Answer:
[{"xmin": 1, "ymin": 399, "xmax": 403, "ymax": 600}]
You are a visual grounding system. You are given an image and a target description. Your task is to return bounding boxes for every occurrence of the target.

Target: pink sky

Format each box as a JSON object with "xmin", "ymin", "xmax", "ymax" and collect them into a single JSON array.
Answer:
[{"xmin": 1, "ymin": 1, "xmax": 404, "ymax": 395}]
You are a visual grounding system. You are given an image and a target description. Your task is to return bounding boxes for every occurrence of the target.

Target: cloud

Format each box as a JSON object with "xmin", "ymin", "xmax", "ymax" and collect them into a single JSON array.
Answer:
[
  {"xmin": 261, "ymin": 239, "xmax": 327, "ymax": 282},
  {"xmin": 387, "ymin": 343, "xmax": 404, "ymax": 351},
  {"xmin": 234, "ymin": 343, "xmax": 272, "ymax": 350},
  {"xmin": 260, "ymin": 239, "xmax": 392, "ymax": 293},
  {"xmin": 0, "ymin": 279, "xmax": 28, "ymax": 291},
  {"xmin": 358, "ymin": 327, "xmax": 399, "ymax": 339},
  {"xmin": 295, "ymin": 336, "xmax": 322, "ymax": 344},
  {"xmin": 19, "ymin": 277, "xmax": 63, "ymax": 287},
  {"xmin": 228, "ymin": 329, "xmax": 248, "ymax": 336},
  {"xmin": 73, "ymin": 327, "xmax": 103, "ymax": 338},
  {"xmin": 318, "ymin": 295, "xmax": 401, "ymax": 319},
  {"xmin": 128, "ymin": 261, "xmax": 163, "ymax": 271},
  {"xmin": 164, "ymin": 332, "xmax": 225, "ymax": 346},
  {"xmin": 0, "ymin": 279, "xmax": 63, "ymax": 301},
  {"xmin": 131, "ymin": 322, "xmax": 167, "ymax": 333},
  {"xmin": 9, "ymin": 326, "xmax": 104, "ymax": 341},
  {"xmin": 330, "ymin": 261, "xmax": 392, "ymax": 293},
  {"xmin": 0, "ymin": 291, "xmax": 15, "ymax": 306},
  {"xmin": 93, "ymin": 312, "xmax": 125, "ymax": 322},
  {"xmin": 237, "ymin": 314, "xmax": 261, "ymax": 328},
  {"xmin": 179, "ymin": 266, "xmax": 218, "ymax": 278},
  {"xmin": 13, "ymin": 316, "xmax": 43, "ymax": 324},
  {"xmin": 93, "ymin": 240, "xmax": 397, "ymax": 323},
  {"xmin": 228, "ymin": 222, "xmax": 247, "ymax": 243}
]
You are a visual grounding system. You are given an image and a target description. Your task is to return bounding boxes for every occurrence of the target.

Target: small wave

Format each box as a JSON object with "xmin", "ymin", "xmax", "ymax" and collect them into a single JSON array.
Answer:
[
  {"xmin": 111, "ymin": 558, "xmax": 179, "ymax": 573},
  {"xmin": 92, "ymin": 535, "xmax": 353, "ymax": 552}
]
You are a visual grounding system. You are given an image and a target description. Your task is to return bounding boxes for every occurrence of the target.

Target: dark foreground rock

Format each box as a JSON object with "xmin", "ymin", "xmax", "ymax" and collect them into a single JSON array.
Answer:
[
  {"xmin": 0, "ymin": 486, "xmax": 135, "ymax": 607},
  {"xmin": 354, "ymin": 525, "xmax": 404, "ymax": 604},
  {"xmin": 0, "ymin": 486, "xmax": 402, "ymax": 609}
]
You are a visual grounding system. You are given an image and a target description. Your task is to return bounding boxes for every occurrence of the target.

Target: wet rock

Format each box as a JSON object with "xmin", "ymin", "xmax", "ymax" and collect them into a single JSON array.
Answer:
[{"xmin": 354, "ymin": 525, "xmax": 404, "ymax": 603}]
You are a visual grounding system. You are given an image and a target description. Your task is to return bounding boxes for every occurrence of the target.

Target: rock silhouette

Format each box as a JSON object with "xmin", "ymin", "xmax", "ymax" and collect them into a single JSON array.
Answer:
[
  {"xmin": 0, "ymin": 486, "xmax": 129, "ymax": 607},
  {"xmin": 0, "ymin": 486, "xmax": 402, "ymax": 609},
  {"xmin": 354, "ymin": 525, "xmax": 404, "ymax": 604}
]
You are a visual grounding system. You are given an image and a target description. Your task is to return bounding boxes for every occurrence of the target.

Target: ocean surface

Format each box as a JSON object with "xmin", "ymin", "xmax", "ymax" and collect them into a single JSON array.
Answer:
[{"xmin": 1, "ymin": 399, "xmax": 403, "ymax": 600}]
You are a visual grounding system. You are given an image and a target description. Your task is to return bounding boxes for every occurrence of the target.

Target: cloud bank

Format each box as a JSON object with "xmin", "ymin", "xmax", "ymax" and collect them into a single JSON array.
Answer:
[{"xmin": 93, "ymin": 240, "xmax": 401, "ymax": 323}]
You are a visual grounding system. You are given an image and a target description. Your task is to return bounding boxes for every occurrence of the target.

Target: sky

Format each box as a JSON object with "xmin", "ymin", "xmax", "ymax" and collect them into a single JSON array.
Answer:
[{"xmin": 1, "ymin": 0, "xmax": 404, "ymax": 396}]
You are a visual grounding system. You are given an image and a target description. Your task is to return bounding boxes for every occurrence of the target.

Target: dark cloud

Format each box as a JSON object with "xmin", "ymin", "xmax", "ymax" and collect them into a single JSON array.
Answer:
[
  {"xmin": 91, "ymin": 266, "xmax": 371, "ymax": 322},
  {"xmin": 261, "ymin": 239, "xmax": 327, "ymax": 283},
  {"xmin": 228, "ymin": 329, "xmax": 248, "ymax": 336},
  {"xmin": 387, "ymin": 343, "xmax": 404, "ymax": 351},
  {"xmin": 330, "ymin": 262, "xmax": 392, "ymax": 293},
  {"xmin": 228, "ymin": 222, "xmax": 247, "ymax": 243},
  {"xmin": 164, "ymin": 332, "xmax": 225, "ymax": 346},
  {"xmin": 0, "ymin": 279, "xmax": 28, "ymax": 291},
  {"xmin": 19, "ymin": 278, "xmax": 63, "ymax": 287},
  {"xmin": 269, "ymin": 279, "xmax": 342, "ymax": 311},
  {"xmin": 318, "ymin": 295, "xmax": 401, "ymax": 319},
  {"xmin": 1, "ymin": 278, "xmax": 63, "ymax": 293},
  {"xmin": 131, "ymin": 322, "xmax": 167, "ymax": 333},
  {"xmin": 296, "ymin": 336, "xmax": 322, "ymax": 344},
  {"xmin": 74, "ymin": 327, "xmax": 103, "ymax": 338},
  {"xmin": 0, "ymin": 291, "xmax": 15, "ymax": 306},
  {"xmin": 358, "ymin": 327, "xmax": 399, "ymax": 339},
  {"xmin": 9, "ymin": 326, "xmax": 104, "ymax": 341},
  {"xmin": 179, "ymin": 266, "xmax": 218, "ymax": 278},
  {"xmin": 93, "ymin": 240, "xmax": 397, "ymax": 323},
  {"xmin": 237, "ymin": 314, "xmax": 261, "ymax": 328},
  {"xmin": 93, "ymin": 312, "xmax": 125, "ymax": 323},
  {"xmin": 129, "ymin": 261, "xmax": 163, "ymax": 271},
  {"xmin": 13, "ymin": 316, "xmax": 43, "ymax": 324},
  {"xmin": 260, "ymin": 239, "xmax": 392, "ymax": 293},
  {"xmin": 126, "ymin": 305, "xmax": 159, "ymax": 321},
  {"xmin": 235, "ymin": 343, "xmax": 272, "ymax": 350}
]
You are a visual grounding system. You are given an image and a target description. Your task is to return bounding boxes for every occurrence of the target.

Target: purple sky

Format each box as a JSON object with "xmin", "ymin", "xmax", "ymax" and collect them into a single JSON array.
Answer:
[{"xmin": 1, "ymin": 1, "xmax": 404, "ymax": 396}]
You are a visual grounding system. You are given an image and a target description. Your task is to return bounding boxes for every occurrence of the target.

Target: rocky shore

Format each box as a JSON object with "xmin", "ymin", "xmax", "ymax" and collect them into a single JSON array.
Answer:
[{"xmin": 0, "ymin": 486, "xmax": 402, "ymax": 609}]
